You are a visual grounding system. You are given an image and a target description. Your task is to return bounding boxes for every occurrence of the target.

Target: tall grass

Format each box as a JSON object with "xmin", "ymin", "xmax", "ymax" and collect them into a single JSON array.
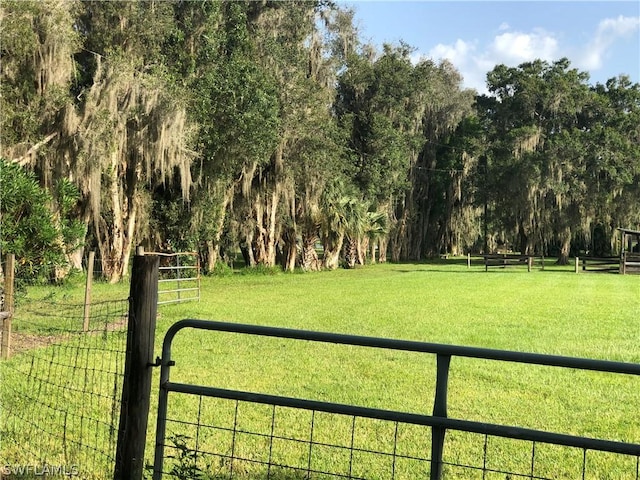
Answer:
[
  {"xmin": 153, "ymin": 261, "xmax": 639, "ymax": 478},
  {"xmin": 2, "ymin": 260, "xmax": 639, "ymax": 478}
]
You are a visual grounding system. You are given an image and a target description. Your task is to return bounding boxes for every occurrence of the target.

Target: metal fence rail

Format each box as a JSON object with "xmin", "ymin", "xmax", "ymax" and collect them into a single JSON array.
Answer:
[
  {"xmin": 147, "ymin": 252, "xmax": 200, "ymax": 305},
  {"xmin": 153, "ymin": 320, "xmax": 640, "ymax": 480}
]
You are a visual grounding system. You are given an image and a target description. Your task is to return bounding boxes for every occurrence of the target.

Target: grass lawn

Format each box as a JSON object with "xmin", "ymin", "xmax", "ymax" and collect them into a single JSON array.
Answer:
[{"xmin": 2, "ymin": 259, "xmax": 639, "ymax": 478}]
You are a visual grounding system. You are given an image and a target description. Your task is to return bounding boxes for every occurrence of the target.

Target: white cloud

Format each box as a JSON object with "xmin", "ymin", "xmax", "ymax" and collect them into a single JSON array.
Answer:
[
  {"xmin": 418, "ymin": 16, "xmax": 639, "ymax": 95},
  {"xmin": 578, "ymin": 15, "xmax": 640, "ymax": 70},
  {"xmin": 428, "ymin": 39, "xmax": 475, "ymax": 65},
  {"xmin": 490, "ymin": 29, "xmax": 559, "ymax": 64},
  {"xmin": 423, "ymin": 27, "xmax": 560, "ymax": 94},
  {"xmin": 426, "ymin": 39, "xmax": 486, "ymax": 92}
]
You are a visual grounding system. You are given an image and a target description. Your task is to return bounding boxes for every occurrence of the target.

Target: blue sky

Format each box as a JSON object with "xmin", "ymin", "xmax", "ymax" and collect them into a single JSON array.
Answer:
[{"xmin": 343, "ymin": 1, "xmax": 640, "ymax": 94}]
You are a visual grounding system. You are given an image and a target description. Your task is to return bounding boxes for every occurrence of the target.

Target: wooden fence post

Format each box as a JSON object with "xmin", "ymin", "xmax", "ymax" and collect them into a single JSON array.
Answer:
[
  {"xmin": 575, "ymin": 257, "xmax": 579, "ymax": 274},
  {"xmin": 1, "ymin": 254, "xmax": 15, "ymax": 360},
  {"xmin": 83, "ymin": 251, "xmax": 95, "ymax": 332},
  {"xmin": 114, "ymin": 250, "xmax": 159, "ymax": 480}
]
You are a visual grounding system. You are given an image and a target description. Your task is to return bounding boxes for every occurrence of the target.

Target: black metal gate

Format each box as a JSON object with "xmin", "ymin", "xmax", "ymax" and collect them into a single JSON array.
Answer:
[{"xmin": 152, "ymin": 320, "xmax": 640, "ymax": 479}]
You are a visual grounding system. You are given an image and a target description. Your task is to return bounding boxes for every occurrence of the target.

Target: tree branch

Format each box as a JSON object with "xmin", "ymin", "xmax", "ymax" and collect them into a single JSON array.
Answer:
[{"xmin": 10, "ymin": 132, "xmax": 59, "ymax": 166}]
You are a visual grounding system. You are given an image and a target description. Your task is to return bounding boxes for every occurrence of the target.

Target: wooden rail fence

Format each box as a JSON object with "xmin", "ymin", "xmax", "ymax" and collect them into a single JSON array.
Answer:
[
  {"xmin": 483, "ymin": 253, "xmax": 535, "ymax": 272},
  {"xmin": 622, "ymin": 252, "xmax": 640, "ymax": 275},
  {"xmin": 576, "ymin": 256, "xmax": 620, "ymax": 273}
]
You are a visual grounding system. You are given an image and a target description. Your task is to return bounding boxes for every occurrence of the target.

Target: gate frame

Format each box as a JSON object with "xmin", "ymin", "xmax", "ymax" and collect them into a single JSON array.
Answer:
[
  {"xmin": 152, "ymin": 319, "xmax": 640, "ymax": 480},
  {"xmin": 146, "ymin": 251, "xmax": 201, "ymax": 305}
]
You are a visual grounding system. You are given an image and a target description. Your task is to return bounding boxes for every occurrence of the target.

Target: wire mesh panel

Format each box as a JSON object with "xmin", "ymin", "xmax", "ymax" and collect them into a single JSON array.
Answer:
[
  {"xmin": 158, "ymin": 395, "xmax": 434, "ymax": 480},
  {"xmin": 156, "ymin": 393, "xmax": 640, "ymax": 480},
  {"xmin": 442, "ymin": 432, "xmax": 640, "ymax": 479},
  {"xmin": 0, "ymin": 299, "xmax": 129, "ymax": 479}
]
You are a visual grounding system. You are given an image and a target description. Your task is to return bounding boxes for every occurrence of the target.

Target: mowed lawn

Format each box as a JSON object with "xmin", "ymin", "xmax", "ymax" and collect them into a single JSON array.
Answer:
[
  {"xmin": 4, "ymin": 260, "xmax": 639, "ymax": 478},
  {"xmin": 152, "ymin": 261, "xmax": 640, "ymax": 479}
]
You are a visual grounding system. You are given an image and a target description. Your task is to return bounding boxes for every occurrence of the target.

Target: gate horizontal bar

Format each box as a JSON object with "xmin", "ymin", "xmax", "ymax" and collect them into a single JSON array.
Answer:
[
  {"xmin": 164, "ymin": 319, "xmax": 640, "ymax": 376},
  {"xmin": 163, "ymin": 381, "xmax": 640, "ymax": 457}
]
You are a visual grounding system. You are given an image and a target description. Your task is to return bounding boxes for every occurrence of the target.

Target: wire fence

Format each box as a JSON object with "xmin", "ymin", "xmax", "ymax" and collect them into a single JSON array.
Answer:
[{"xmin": 0, "ymin": 298, "xmax": 129, "ymax": 479}]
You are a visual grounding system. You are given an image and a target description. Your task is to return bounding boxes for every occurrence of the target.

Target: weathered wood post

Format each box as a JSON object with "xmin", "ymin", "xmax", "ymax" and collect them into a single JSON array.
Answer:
[
  {"xmin": 575, "ymin": 256, "xmax": 579, "ymax": 274},
  {"xmin": 114, "ymin": 247, "xmax": 159, "ymax": 480},
  {"xmin": 83, "ymin": 251, "xmax": 95, "ymax": 332},
  {"xmin": 1, "ymin": 254, "xmax": 15, "ymax": 360},
  {"xmin": 467, "ymin": 253, "xmax": 471, "ymax": 269}
]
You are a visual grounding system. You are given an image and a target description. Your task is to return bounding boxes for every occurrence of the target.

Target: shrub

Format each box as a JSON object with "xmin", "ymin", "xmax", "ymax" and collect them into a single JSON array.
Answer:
[{"xmin": 0, "ymin": 159, "xmax": 82, "ymax": 283}]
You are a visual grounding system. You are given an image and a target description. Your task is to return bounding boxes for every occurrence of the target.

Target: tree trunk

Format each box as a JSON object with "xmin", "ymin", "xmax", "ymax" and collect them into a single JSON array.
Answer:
[
  {"xmin": 357, "ymin": 237, "xmax": 367, "ymax": 265},
  {"xmin": 202, "ymin": 185, "xmax": 233, "ymax": 273},
  {"xmin": 251, "ymin": 143, "xmax": 285, "ymax": 267},
  {"xmin": 322, "ymin": 233, "xmax": 343, "ymax": 270},
  {"xmin": 95, "ymin": 153, "xmax": 140, "ymax": 284},
  {"xmin": 205, "ymin": 240, "xmax": 218, "ymax": 272},
  {"xmin": 281, "ymin": 226, "xmax": 298, "ymax": 272},
  {"xmin": 241, "ymin": 230, "xmax": 256, "ymax": 267},
  {"xmin": 98, "ymin": 154, "xmax": 126, "ymax": 283},
  {"xmin": 556, "ymin": 228, "xmax": 571, "ymax": 265},
  {"xmin": 343, "ymin": 236, "xmax": 358, "ymax": 268},
  {"xmin": 369, "ymin": 239, "xmax": 376, "ymax": 264},
  {"xmin": 390, "ymin": 210, "xmax": 407, "ymax": 263},
  {"xmin": 378, "ymin": 237, "xmax": 387, "ymax": 263},
  {"xmin": 68, "ymin": 245, "xmax": 85, "ymax": 272},
  {"xmin": 301, "ymin": 232, "xmax": 320, "ymax": 271}
]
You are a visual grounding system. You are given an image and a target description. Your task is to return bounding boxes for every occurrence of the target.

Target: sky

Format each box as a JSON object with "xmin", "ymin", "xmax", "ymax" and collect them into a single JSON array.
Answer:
[{"xmin": 342, "ymin": 1, "xmax": 640, "ymax": 94}]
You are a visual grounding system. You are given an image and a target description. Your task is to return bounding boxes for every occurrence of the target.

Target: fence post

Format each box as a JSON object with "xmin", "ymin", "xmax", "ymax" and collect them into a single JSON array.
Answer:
[
  {"xmin": 575, "ymin": 257, "xmax": 579, "ymax": 274},
  {"xmin": 114, "ymin": 250, "xmax": 159, "ymax": 480},
  {"xmin": 431, "ymin": 354, "xmax": 451, "ymax": 480},
  {"xmin": 1, "ymin": 254, "xmax": 15, "ymax": 360},
  {"xmin": 83, "ymin": 251, "xmax": 95, "ymax": 332},
  {"xmin": 176, "ymin": 254, "xmax": 181, "ymax": 302}
]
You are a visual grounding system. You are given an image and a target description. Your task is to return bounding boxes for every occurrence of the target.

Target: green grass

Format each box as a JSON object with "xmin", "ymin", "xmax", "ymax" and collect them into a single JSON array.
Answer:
[{"xmin": 2, "ymin": 259, "xmax": 639, "ymax": 478}]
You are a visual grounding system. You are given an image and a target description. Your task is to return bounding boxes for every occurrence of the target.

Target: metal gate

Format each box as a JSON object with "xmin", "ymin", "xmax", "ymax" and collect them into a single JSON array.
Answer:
[
  {"xmin": 152, "ymin": 320, "xmax": 640, "ymax": 479},
  {"xmin": 149, "ymin": 252, "xmax": 200, "ymax": 305}
]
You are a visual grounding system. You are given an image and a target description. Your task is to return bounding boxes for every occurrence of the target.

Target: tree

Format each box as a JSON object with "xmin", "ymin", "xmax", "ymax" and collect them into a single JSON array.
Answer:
[
  {"xmin": 582, "ymin": 76, "xmax": 640, "ymax": 253},
  {"xmin": 66, "ymin": 1, "xmax": 195, "ymax": 282},
  {"xmin": 0, "ymin": 0, "xmax": 79, "ymax": 167},
  {"xmin": 183, "ymin": 1, "xmax": 280, "ymax": 271},
  {"xmin": 481, "ymin": 59, "xmax": 593, "ymax": 262}
]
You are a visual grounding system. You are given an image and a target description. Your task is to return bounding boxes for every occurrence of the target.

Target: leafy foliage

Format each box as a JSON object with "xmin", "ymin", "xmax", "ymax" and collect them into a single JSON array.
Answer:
[
  {"xmin": 0, "ymin": 160, "xmax": 82, "ymax": 282},
  {"xmin": 0, "ymin": 0, "xmax": 638, "ymax": 278}
]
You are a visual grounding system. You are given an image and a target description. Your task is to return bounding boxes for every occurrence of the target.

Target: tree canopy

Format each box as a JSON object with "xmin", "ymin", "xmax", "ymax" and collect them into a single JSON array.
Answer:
[{"xmin": 1, "ymin": 0, "xmax": 638, "ymax": 280}]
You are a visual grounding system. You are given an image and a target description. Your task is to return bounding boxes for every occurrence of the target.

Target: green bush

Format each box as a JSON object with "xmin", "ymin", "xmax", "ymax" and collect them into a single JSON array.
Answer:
[{"xmin": 0, "ymin": 159, "xmax": 82, "ymax": 283}]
